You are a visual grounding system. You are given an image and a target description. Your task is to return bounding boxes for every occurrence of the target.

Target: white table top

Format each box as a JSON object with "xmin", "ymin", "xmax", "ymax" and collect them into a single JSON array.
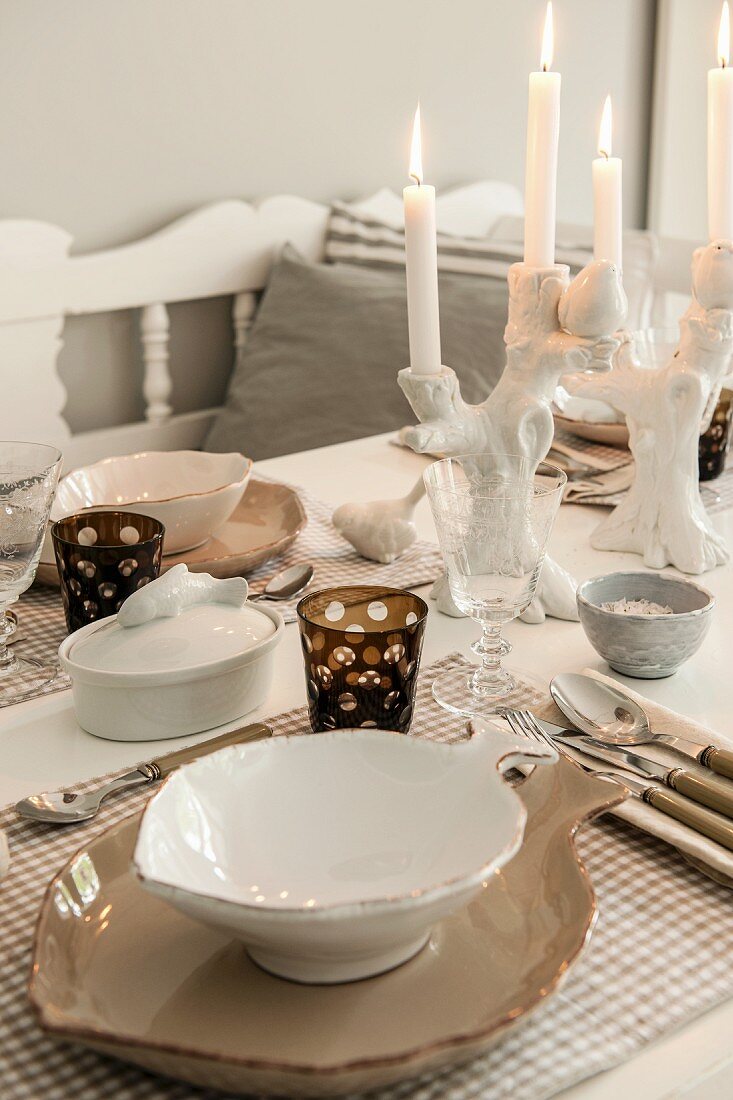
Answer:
[{"xmin": 3, "ymin": 431, "xmax": 732, "ymax": 1100}]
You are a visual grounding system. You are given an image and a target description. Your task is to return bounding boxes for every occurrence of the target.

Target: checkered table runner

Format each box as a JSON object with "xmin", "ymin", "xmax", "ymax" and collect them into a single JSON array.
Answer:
[
  {"xmin": 0, "ymin": 481, "xmax": 443, "ymax": 710},
  {"xmin": 2, "ymin": 653, "xmax": 733, "ymax": 1100}
]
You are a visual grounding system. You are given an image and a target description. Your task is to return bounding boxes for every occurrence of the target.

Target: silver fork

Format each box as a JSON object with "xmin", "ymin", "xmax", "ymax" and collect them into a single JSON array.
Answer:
[
  {"xmin": 501, "ymin": 708, "xmax": 559, "ymax": 752},
  {"xmin": 504, "ymin": 707, "xmax": 639, "ymax": 785},
  {"xmin": 501, "ymin": 709, "xmax": 733, "ymax": 851}
]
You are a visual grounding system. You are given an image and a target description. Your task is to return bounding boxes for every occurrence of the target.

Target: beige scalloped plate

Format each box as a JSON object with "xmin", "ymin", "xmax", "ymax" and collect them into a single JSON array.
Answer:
[
  {"xmin": 553, "ymin": 411, "xmax": 630, "ymax": 449},
  {"xmin": 29, "ymin": 755, "xmax": 624, "ymax": 1097},
  {"xmin": 35, "ymin": 479, "xmax": 306, "ymax": 586}
]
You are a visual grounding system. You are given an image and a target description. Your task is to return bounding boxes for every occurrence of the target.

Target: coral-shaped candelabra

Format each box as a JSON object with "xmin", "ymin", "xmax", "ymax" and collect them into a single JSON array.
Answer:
[
  {"xmin": 561, "ymin": 240, "xmax": 733, "ymax": 575},
  {"xmin": 396, "ymin": 259, "xmax": 627, "ymax": 622}
]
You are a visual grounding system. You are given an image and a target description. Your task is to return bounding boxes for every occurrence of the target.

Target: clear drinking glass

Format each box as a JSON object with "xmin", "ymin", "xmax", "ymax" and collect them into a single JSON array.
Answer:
[
  {"xmin": 423, "ymin": 454, "xmax": 566, "ymax": 716},
  {"xmin": 0, "ymin": 442, "xmax": 63, "ymax": 698}
]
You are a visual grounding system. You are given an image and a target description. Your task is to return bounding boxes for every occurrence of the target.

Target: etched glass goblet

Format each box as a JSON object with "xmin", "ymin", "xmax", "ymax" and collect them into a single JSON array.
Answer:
[
  {"xmin": 424, "ymin": 454, "xmax": 566, "ymax": 716},
  {"xmin": 0, "ymin": 442, "xmax": 62, "ymax": 699}
]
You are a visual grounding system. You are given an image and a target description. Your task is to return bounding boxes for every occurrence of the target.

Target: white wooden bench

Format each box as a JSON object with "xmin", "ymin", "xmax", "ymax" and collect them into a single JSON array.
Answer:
[{"xmin": 0, "ymin": 194, "xmax": 697, "ymax": 471}]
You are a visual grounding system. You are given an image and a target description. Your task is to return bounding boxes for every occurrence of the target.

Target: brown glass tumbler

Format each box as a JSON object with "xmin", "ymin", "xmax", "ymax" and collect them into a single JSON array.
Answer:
[
  {"xmin": 699, "ymin": 388, "xmax": 733, "ymax": 481},
  {"xmin": 297, "ymin": 585, "xmax": 428, "ymax": 733},
  {"xmin": 52, "ymin": 511, "xmax": 164, "ymax": 633}
]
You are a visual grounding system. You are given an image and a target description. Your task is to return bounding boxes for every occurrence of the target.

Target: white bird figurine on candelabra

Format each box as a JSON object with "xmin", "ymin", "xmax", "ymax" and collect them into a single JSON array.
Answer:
[
  {"xmin": 692, "ymin": 241, "xmax": 733, "ymax": 309},
  {"xmin": 557, "ymin": 260, "xmax": 627, "ymax": 338}
]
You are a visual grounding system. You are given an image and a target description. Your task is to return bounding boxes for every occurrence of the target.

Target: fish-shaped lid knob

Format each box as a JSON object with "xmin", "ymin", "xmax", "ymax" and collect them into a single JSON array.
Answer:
[{"xmin": 117, "ymin": 563, "xmax": 248, "ymax": 627}]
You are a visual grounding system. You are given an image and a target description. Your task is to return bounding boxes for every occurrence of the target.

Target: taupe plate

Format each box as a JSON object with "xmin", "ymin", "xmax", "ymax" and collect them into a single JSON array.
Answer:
[
  {"xmin": 553, "ymin": 411, "xmax": 630, "ymax": 449},
  {"xmin": 35, "ymin": 479, "xmax": 307, "ymax": 585},
  {"xmin": 29, "ymin": 757, "xmax": 625, "ymax": 1097}
]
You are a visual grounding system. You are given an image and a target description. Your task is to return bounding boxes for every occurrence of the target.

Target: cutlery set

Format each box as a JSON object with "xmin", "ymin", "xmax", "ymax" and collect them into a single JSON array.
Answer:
[
  {"xmin": 551, "ymin": 672, "xmax": 733, "ymax": 778},
  {"xmin": 502, "ymin": 673, "xmax": 733, "ymax": 852},
  {"xmin": 545, "ymin": 721, "xmax": 733, "ymax": 818}
]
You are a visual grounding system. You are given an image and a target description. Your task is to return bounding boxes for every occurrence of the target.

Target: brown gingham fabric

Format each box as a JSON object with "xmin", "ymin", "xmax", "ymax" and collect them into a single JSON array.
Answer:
[
  {"xmin": 0, "ymin": 481, "xmax": 443, "ymax": 709},
  {"xmin": 2, "ymin": 654, "xmax": 733, "ymax": 1100}
]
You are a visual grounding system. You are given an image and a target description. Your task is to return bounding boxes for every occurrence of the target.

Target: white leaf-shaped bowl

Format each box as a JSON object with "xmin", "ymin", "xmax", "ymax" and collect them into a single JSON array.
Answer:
[
  {"xmin": 51, "ymin": 450, "xmax": 252, "ymax": 554},
  {"xmin": 134, "ymin": 725, "xmax": 555, "ymax": 983}
]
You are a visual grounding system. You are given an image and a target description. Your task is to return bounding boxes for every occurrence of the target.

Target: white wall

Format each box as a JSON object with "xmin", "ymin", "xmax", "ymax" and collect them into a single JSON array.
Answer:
[
  {"xmin": 0, "ymin": 0, "xmax": 656, "ymax": 431},
  {"xmin": 648, "ymin": 0, "xmax": 724, "ymax": 243}
]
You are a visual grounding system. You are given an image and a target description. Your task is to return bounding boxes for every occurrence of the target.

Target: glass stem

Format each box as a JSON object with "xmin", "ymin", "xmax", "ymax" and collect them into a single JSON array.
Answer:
[
  {"xmin": 0, "ymin": 608, "xmax": 18, "ymax": 677},
  {"xmin": 470, "ymin": 619, "xmax": 512, "ymax": 697}
]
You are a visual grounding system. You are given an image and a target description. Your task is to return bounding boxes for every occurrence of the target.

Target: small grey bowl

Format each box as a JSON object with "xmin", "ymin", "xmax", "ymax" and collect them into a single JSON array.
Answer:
[{"xmin": 577, "ymin": 572, "xmax": 714, "ymax": 679}]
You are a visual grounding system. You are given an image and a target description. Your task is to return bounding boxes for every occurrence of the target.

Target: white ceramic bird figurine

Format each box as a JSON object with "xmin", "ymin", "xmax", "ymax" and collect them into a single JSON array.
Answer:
[
  {"xmin": 332, "ymin": 477, "xmax": 426, "ymax": 564},
  {"xmin": 118, "ymin": 563, "xmax": 248, "ymax": 627},
  {"xmin": 430, "ymin": 574, "xmax": 463, "ymax": 617},
  {"xmin": 692, "ymin": 240, "xmax": 733, "ymax": 310},
  {"xmin": 557, "ymin": 259, "xmax": 627, "ymax": 337}
]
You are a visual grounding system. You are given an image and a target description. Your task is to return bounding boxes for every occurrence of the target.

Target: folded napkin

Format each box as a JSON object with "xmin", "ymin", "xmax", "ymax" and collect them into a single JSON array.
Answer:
[
  {"xmin": 561, "ymin": 461, "xmax": 635, "ymax": 506},
  {"xmin": 535, "ymin": 669, "xmax": 733, "ymax": 885}
]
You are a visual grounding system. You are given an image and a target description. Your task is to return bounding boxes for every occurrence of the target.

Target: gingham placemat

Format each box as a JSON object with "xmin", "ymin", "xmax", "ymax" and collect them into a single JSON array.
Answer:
[
  {"xmin": 0, "ymin": 587, "xmax": 68, "ymax": 708},
  {"xmin": 1, "ymin": 480, "xmax": 443, "ymax": 710},
  {"xmin": 552, "ymin": 427, "xmax": 631, "ymax": 468},
  {"xmin": 2, "ymin": 653, "xmax": 733, "ymax": 1100}
]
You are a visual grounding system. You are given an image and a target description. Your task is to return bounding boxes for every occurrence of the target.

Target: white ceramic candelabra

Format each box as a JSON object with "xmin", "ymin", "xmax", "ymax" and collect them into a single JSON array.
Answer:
[
  {"xmin": 562, "ymin": 240, "xmax": 733, "ymax": 575},
  {"xmin": 397, "ymin": 259, "xmax": 627, "ymax": 622}
]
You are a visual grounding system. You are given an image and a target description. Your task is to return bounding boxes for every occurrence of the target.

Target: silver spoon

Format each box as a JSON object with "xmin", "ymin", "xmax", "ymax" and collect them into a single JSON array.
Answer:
[
  {"xmin": 248, "ymin": 562, "xmax": 314, "ymax": 602},
  {"xmin": 15, "ymin": 721, "xmax": 272, "ymax": 824},
  {"xmin": 551, "ymin": 672, "xmax": 733, "ymax": 780}
]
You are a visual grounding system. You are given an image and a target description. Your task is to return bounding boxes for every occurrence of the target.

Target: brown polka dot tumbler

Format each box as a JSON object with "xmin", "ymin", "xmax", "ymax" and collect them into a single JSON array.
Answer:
[
  {"xmin": 52, "ymin": 511, "xmax": 164, "ymax": 633},
  {"xmin": 297, "ymin": 585, "xmax": 428, "ymax": 733}
]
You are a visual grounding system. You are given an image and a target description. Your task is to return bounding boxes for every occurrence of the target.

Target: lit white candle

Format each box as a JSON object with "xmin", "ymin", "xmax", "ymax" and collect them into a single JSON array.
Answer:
[
  {"xmin": 524, "ymin": 2, "xmax": 561, "ymax": 267},
  {"xmin": 708, "ymin": 1, "xmax": 733, "ymax": 240},
  {"xmin": 592, "ymin": 95, "xmax": 623, "ymax": 267},
  {"xmin": 403, "ymin": 104, "xmax": 442, "ymax": 373}
]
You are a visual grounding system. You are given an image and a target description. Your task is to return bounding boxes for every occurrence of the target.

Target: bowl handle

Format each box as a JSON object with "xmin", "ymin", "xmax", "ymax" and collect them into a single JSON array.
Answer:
[{"xmin": 469, "ymin": 718, "xmax": 558, "ymax": 774}]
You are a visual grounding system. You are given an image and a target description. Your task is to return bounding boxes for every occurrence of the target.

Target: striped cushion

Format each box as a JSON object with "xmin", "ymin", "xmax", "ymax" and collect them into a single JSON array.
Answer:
[{"xmin": 325, "ymin": 201, "xmax": 591, "ymax": 280}]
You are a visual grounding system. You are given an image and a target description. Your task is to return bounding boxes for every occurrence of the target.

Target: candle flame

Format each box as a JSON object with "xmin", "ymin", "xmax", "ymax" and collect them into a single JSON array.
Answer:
[
  {"xmin": 541, "ymin": 1, "xmax": 554, "ymax": 71},
  {"xmin": 719, "ymin": 1, "xmax": 730, "ymax": 67},
  {"xmin": 598, "ymin": 95, "xmax": 613, "ymax": 158},
  {"xmin": 409, "ymin": 102, "xmax": 423, "ymax": 185}
]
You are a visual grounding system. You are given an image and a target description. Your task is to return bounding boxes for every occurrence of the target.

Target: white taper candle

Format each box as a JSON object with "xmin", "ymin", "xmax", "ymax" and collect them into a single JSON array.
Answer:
[
  {"xmin": 592, "ymin": 95, "xmax": 623, "ymax": 268},
  {"xmin": 708, "ymin": 2, "xmax": 733, "ymax": 240},
  {"xmin": 524, "ymin": 2, "xmax": 561, "ymax": 267},
  {"xmin": 403, "ymin": 104, "xmax": 442, "ymax": 373}
]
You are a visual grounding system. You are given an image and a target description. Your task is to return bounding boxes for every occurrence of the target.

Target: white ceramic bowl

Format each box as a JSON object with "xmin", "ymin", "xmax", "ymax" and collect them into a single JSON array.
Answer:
[
  {"xmin": 134, "ymin": 725, "xmax": 555, "ymax": 984},
  {"xmin": 51, "ymin": 451, "xmax": 252, "ymax": 554},
  {"xmin": 577, "ymin": 571, "xmax": 715, "ymax": 678},
  {"xmin": 59, "ymin": 600, "xmax": 283, "ymax": 741}
]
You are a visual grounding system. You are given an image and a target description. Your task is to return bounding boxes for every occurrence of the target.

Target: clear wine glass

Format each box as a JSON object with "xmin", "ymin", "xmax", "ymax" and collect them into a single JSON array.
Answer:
[
  {"xmin": 423, "ymin": 453, "xmax": 566, "ymax": 716},
  {"xmin": 0, "ymin": 442, "xmax": 62, "ymax": 699}
]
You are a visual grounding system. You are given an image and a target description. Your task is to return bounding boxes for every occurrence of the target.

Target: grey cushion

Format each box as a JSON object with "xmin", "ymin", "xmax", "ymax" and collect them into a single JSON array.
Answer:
[
  {"xmin": 326, "ymin": 201, "xmax": 590, "ymax": 279},
  {"xmin": 205, "ymin": 246, "xmax": 508, "ymax": 460}
]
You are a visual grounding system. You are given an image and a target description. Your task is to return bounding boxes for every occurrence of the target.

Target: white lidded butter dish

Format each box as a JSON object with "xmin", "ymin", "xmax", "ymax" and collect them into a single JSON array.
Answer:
[
  {"xmin": 51, "ymin": 450, "xmax": 253, "ymax": 554},
  {"xmin": 134, "ymin": 724, "xmax": 556, "ymax": 984},
  {"xmin": 59, "ymin": 565, "xmax": 283, "ymax": 741}
]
